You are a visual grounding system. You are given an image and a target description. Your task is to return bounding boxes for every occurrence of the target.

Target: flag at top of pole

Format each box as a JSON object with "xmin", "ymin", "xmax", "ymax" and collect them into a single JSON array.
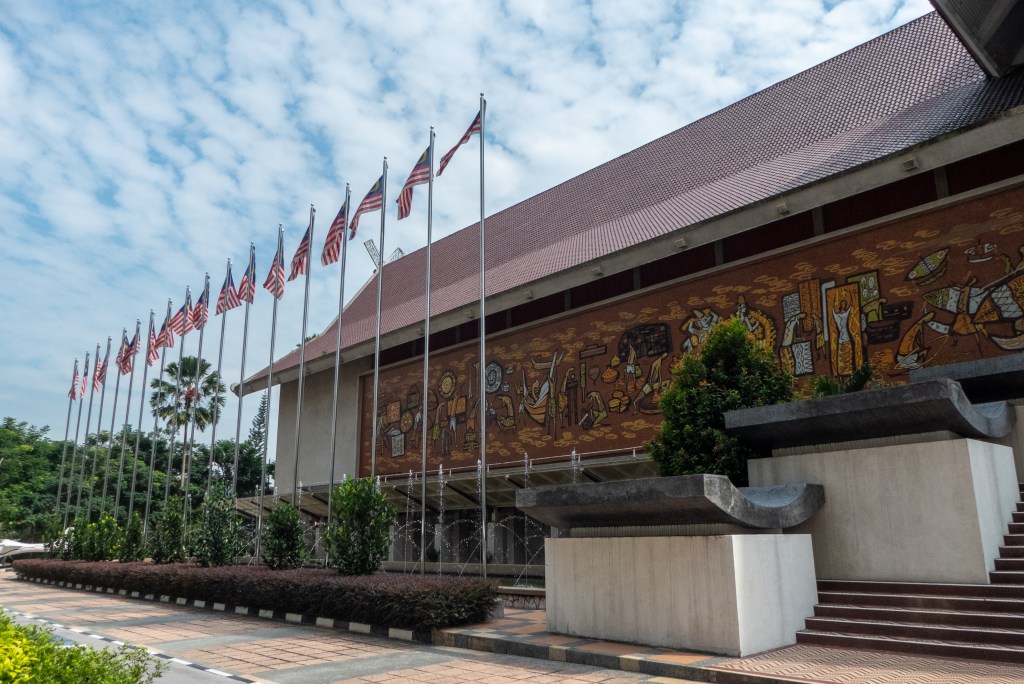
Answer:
[
  {"xmin": 68, "ymin": 361, "xmax": 79, "ymax": 400},
  {"xmin": 79, "ymin": 361, "xmax": 89, "ymax": 398},
  {"xmin": 397, "ymin": 145, "xmax": 431, "ymax": 220},
  {"xmin": 288, "ymin": 222, "xmax": 312, "ymax": 281},
  {"xmin": 117, "ymin": 330, "xmax": 137, "ymax": 374},
  {"xmin": 216, "ymin": 266, "xmax": 240, "ymax": 314},
  {"xmin": 437, "ymin": 111, "xmax": 482, "ymax": 177},
  {"xmin": 147, "ymin": 319, "xmax": 161, "ymax": 365},
  {"xmin": 321, "ymin": 202, "xmax": 347, "ymax": 266},
  {"xmin": 349, "ymin": 176, "xmax": 384, "ymax": 239},
  {"xmin": 192, "ymin": 280, "xmax": 210, "ymax": 329},
  {"xmin": 155, "ymin": 314, "xmax": 175, "ymax": 350},
  {"xmin": 238, "ymin": 246, "xmax": 257, "ymax": 304},
  {"xmin": 93, "ymin": 353, "xmax": 107, "ymax": 392},
  {"xmin": 263, "ymin": 234, "xmax": 286, "ymax": 299},
  {"xmin": 169, "ymin": 291, "xmax": 193, "ymax": 335}
]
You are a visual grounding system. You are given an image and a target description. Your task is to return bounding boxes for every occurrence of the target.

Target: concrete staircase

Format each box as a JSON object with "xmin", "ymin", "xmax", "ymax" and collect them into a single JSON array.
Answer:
[{"xmin": 796, "ymin": 483, "xmax": 1024, "ymax": 663}]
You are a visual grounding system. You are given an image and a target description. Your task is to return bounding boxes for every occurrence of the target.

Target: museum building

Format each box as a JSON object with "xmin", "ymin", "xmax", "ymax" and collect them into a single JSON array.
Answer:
[{"xmin": 240, "ymin": 8, "xmax": 1024, "ymax": 569}]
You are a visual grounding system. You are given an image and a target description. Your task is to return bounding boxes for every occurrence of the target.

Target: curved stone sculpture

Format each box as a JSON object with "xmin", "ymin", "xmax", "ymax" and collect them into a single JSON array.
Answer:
[
  {"xmin": 515, "ymin": 474, "xmax": 824, "ymax": 530},
  {"xmin": 724, "ymin": 378, "xmax": 1015, "ymax": 451}
]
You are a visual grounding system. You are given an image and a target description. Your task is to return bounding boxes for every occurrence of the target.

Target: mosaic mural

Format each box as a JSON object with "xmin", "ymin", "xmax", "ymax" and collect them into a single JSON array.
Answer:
[{"xmin": 359, "ymin": 187, "xmax": 1024, "ymax": 476}]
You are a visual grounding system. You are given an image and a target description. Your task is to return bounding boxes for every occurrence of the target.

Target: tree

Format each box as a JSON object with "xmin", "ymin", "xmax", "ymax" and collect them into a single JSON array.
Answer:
[
  {"xmin": 261, "ymin": 502, "xmax": 306, "ymax": 570},
  {"xmin": 247, "ymin": 391, "xmax": 268, "ymax": 455},
  {"xmin": 150, "ymin": 496, "xmax": 186, "ymax": 564},
  {"xmin": 325, "ymin": 477, "xmax": 396, "ymax": 575},
  {"xmin": 0, "ymin": 418, "xmax": 63, "ymax": 540},
  {"xmin": 647, "ymin": 317, "xmax": 793, "ymax": 486},
  {"xmin": 192, "ymin": 484, "xmax": 243, "ymax": 567},
  {"xmin": 149, "ymin": 357, "xmax": 226, "ymax": 493}
]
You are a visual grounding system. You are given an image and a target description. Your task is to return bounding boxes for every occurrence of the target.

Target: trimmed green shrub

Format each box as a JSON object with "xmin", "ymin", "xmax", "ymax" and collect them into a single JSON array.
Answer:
[
  {"xmin": 0, "ymin": 608, "xmax": 166, "ymax": 683},
  {"xmin": 13, "ymin": 560, "xmax": 496, "ymax": 631},
  {"xmin": 150, "ymin": 497, "xmax": 185, "ymax": 564},
  {"xmin": 80, "ymin": 514, "xmax": 122, "ymax": 561},
  {"xmin": 325, "ymin": 477, "xmax": 396, "ymax": 575},
  {"xmin": 812, "ymin": 360, "xmax": 875, "ymax": 396},
  {"xmin": 192, "ymin": 485, "xmax": 244, "ymax": 567},
  {"xmin": 118, "ymin": 512, "xmax": 146, "ymax": 563},
  {"xmin": 261, "ymin": 503, "xmax": 306, "ymax": 570},
  {"xmin": 648, "ymin": 317, "xmax": 793, "ymax": 486}
]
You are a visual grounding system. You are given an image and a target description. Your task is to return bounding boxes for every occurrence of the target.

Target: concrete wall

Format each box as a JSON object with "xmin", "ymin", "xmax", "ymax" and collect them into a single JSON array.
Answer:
[
  {"xmin": 274, "ymin": 355, "xmax": 372, "ymax": 496},
  {"xmin": 545, "ymin": 534, "xmax": 816, "ymax": 656},
  {"xmin": 748, "ymin": 438, "xmax": 1017, "ymax": 583}
]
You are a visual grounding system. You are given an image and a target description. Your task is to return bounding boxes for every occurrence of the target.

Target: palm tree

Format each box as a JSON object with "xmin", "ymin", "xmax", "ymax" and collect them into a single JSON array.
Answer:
[{"xmin": 150, "ymin": 356, "xmax": 226, "ymax": 489}]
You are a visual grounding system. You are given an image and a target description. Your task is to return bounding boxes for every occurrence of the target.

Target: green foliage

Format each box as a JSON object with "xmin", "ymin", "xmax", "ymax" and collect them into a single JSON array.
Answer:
[
  {"xmin": 0, "ymin": 609, "xmax": 166, "ymax": 683},
  {"xmin": 261, "ymin": 503, "xmax": 307, "ymax": 570},
  {"xmin": 118, "ymin": 513, "xmax": 146, "ymax": 562},
  {"xmin": 325, "ymin": 477, "xmax": 396, "ymax": 575},
  {"xmin": 78, "ymin": 514, "xmax": 123, "ymax": 561},
  {"xmin": 811, "ymin": 361, "xmax": 875, "ymax": 397},
  {"xmin": 0, "ymin": 418, "xmax": 63, "ymax": 541},
  {"xmin": 247, "ymin": 391, "xmax": 269, "ymax": 455},
  {"xmin": 648, "ymin": 317, "xmax": 793, "ymax": 486},
  {"xmin": 192, "ymin": 484, "xmax": 243, "ymax": 567},
  {"xmin": 150, "ymin": 497, "xmax": 186, "ymax": 564}
]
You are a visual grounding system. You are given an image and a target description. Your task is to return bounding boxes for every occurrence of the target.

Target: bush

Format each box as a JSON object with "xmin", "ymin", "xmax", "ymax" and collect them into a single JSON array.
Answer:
[
  {"xmin": 192, "ymin": 485, "xmax": 243, "ymax": 567},
  {"xmin": 0, "ymin": 608, "xmax": 166, "ymax": 683},
  {"xmin": 261, "ymin": 503, "xmax": 306, "ymax": 570},
  {"xmin": 811, "ymin": 360, "xmax": 875, "ymax": 396},
  {"xmin": 325, "ymin": 477, "xmax": 396, "ymax": 575},
  {"xmin": 150, "ymin": 497, "xmax": 185, "ymax": 564},
  {"xmin": 12, "ymin": 560, "xmax": 496, "ymax": 631},
  {"xmin": 648, "ymin": 317, "xmax": 793, "ymax": 486},
  {"xmin": 79, "ymin": 514, "xmax": 122, "ymax": 562},
  {"xmin": 118, "ymin": 513, "xmax": 146, "ymax": 563}
]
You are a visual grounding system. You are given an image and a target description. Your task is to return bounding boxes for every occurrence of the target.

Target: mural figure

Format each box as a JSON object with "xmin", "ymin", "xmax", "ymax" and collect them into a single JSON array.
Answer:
[{"xmin": 681, "ymin": 307, "xmax": 720, "ymax": 353}]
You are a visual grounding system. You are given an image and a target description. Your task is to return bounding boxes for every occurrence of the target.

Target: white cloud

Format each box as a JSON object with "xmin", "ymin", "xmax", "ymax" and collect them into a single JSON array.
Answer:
[{"xmin": 0, "ymin": 0, "xmax": 934, "ymax": 458}]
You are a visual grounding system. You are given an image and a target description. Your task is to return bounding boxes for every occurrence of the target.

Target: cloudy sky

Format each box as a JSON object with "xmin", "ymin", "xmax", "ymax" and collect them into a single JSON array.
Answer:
[{"xmin": 0, "ymin": 0, "xmax": 933, "ymax": 457}]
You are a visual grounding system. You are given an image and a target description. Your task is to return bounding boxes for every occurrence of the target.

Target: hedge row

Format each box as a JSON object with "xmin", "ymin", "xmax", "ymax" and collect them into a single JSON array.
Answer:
[{"xmin": 13, "ymin": 559, "xmax": 497, "ymax": 631}]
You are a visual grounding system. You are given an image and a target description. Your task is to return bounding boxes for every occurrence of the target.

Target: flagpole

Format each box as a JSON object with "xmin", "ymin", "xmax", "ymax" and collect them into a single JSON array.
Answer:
[
  {"xmin": 127, "ymin": 312, "xmax": 153, "ymax": 523},
  {"xmin": 419, "ymin": 128, "xmax": 435, "ymax": 574},
  {"xmin": 56, "ymin": 358, "xmax": 78, "ymax": 521},
  {"xmin": 86, "ymin": 336, "xmax": 112, "ymax": 519},
  {"xmin": 114, "ymin": 320, "xmax": 141, "ymax": 519},
  {"xmin": 64, "ymin": 351, "xmax": 89, "ymax": 527},
  {"xmin": 233, "ymin": 244, "xmax": 255, "ymax": 495},
  {"xmin": 183, "ymin": 275, "xmax": 209, "ymax": 539},
  {"xmin": 370, "ymin": 157, "xmax": 388, "ymax": 479},
  {"xmin": 478, "ymin": 93, "xmax": 489, "ymax": 580},
  {"xmin": 256, "ymin": 226, "xmax": 284, "ymax": 561},
  {"xmin": 144, "ymin": 300, "xmax": 173, "ymax": 537},
  {"xmin": 165, "ymin": 286, "xmax": 190, "ymax": 505},
  {"xmin": 292, "ymin": 205, "xmax": 316, "ymax": 506},
  {"xmin": 74, "ymin": 346, "xmax": 100, "ymax": 520},
  {"xmin": 100, "ymin": 331, "xmax": 125, "ymax": 517},
  {"xmin": 208, "ymin": 259, "xmax": 232, "ymax": 495},
  {"xmin": 327, "ymin": 185, "xmax": 351, "ymax": 533}
]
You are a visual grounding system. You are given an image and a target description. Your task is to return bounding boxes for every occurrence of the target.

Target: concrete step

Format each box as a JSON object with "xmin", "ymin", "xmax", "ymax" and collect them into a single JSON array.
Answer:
[
  {"xmin": 1001, "ymin": 545, "xmax": 1024, "ymax": 558},
  {"xmin": 995, "ymin": 557, "xmax": 1024, "ymax": 571},
  {"xmin": 990, "ymin": 570, "xmax": 1024, "ymax": 585},
  {"xmin": 1006, "ymin": 534, "xmax": 1024, "ymax": 547},
  {"xmin": 814, "ymin": 603, "xmax": 1024, "ymax": 630},
  {"xmin": 1017, "ymin": 501, "xmax": 1024, "ymax": 513},
  {"xmin": 796, "ymin": 630, "xmax": 1024, "ymax": 663},
  {"xmin": 818, "ymin": 579, "xmax": 1024, "ymax": 599},
  {"xmin": 1009, "ymin": 523, "xmax": 1024, "ymax": 534},
  {"xmin": 1014, "ymin": 511, "xmax": 1024, "ymax": 523},
  {"xmin": 817, "ymin": 591, "xmax": 1024, "ymax": 613},
  {"xmin": 804, "ymin": 616, "xmax": 1024, "ymax": 646}
]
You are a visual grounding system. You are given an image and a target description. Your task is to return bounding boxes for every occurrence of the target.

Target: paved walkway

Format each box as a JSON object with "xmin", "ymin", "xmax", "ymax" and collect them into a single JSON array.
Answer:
[{"xmin": 5, "ymin": 570, "xmax": 1024, "ymax": 683}]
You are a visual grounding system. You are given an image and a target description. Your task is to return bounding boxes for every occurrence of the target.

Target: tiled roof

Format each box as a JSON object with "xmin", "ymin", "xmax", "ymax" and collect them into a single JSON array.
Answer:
[{"xmin": 248, "ymin": 12, "xmax": 1024, "ymax": 388}]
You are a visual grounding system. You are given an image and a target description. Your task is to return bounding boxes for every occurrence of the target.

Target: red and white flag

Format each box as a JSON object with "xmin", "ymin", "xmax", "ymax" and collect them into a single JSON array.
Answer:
[
  {"xmin": 396, "ymin": 145, "xmax": 431, "ymax": 220},
  {"xmin": 437, "ymin": 111, "xmax": 481, "ymax": 177}
]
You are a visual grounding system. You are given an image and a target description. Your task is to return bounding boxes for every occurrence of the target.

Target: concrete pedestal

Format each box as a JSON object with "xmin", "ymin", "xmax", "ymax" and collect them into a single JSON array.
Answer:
[
  {"xmin": 748, "ymin": 437, "xmax": 1017, "ymax": 583},
  {"xmin": 545, "ymin": 534, "xmax": 816, "ymax": 656}
]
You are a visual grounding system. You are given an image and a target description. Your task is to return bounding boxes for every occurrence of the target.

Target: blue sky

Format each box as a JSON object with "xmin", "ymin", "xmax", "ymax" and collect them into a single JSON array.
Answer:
[{"xmin": 0, "ymin": 0, "xmax": 932, "ymax": 459}]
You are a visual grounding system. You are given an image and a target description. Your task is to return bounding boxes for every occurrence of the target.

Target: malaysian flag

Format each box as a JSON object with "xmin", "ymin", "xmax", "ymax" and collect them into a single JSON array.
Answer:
[
  {"xmin": 123, "ymin": 330, "xmax": 140, "ymax": 374},
  {"xmin": 169, "ymin": 293, "xmax": 193, "ymax": 335},
  {"xmin": 437, "ymin": 111, "xmax": 481, "ymax": 176},
  {"xmin": 321, "ymin": 202, "xmax": 347, "ymax": 266},
  {"xmin": 238, "ymin": 247, "xmax": 256, "ymax": 304},
  {"xmin": 288, "ymin": 225, "xmax": 312, "ymax": 282},
  {"xmin": 156, "ymin": 317, "xmax": 175, "ymax": 350},
  {"xmin": 191, "ymin": 281, "xmax": 210, "ymax": 330},
  {"xmin": 116, "ymin": 332, "xmax": 131, "ymax": 374},
  {"xmin": 349, "ymin": 175, "xmax": 384, "ymax": 239},
  {"xmin": 147, "ymin": 321, "xmax": 161, "ymax": 365},
  {"xmin": 397, "ymin": 145, "xmax": 431, "ymax": 220},
  {"xmin": 216, "ymin": 267, "xmax": 240, "ymax": 314},
  {"xmin": 68, "ymin": 362, "xmax": 79, "ymax": 400},
  {"xmin": 93, "ymin": 355, "xmax": 107, "ymax": 392},
  {"xmin": 263, "ymin": 240, "xmax": 285, "ymax": 299},
  {"xmin": 80, "ymin": 361, "xmax": 89, "ymax": 398}
]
